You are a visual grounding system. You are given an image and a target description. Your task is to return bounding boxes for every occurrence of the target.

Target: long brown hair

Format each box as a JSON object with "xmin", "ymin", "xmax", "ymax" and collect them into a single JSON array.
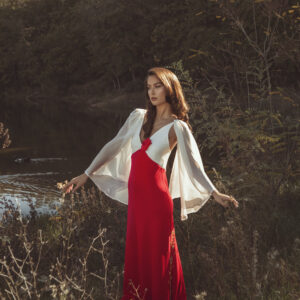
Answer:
[{"xmin": 142, "ymin": 67, "xmax": 192, "ymax": 139}]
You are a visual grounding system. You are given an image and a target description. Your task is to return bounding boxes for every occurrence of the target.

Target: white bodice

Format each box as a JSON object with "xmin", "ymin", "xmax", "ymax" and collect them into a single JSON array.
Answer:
[{"xmin": 131, "ymin": 117, "xmax": 174, "ymax": 170}]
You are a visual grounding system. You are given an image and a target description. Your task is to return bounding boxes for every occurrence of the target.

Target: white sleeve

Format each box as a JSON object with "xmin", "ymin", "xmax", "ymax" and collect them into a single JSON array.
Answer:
[
  {"xmin": 84, "ymin": 108, "xmax": 142, "ymax": 204},
  {"xmin": 169, "ymin": 119, "xmax": 218, "ymax": 221}
]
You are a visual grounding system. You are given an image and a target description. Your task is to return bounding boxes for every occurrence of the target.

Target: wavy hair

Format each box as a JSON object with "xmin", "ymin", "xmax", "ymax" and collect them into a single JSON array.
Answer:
[{"xmin": 142, "ymin": 67, "xmax": 192, "ymax": 139}]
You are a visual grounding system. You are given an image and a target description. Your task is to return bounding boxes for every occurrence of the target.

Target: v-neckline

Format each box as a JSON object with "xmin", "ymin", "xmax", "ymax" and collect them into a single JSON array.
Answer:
[{"xmin": 139, "ymin": 118, "xmax": 175, "ymax": 145}]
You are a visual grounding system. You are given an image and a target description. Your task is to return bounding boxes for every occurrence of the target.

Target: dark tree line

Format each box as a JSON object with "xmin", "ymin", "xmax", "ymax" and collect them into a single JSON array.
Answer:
[{"xmin": 0, "ymin": 0, "xmax": 298, "ymax": 97}]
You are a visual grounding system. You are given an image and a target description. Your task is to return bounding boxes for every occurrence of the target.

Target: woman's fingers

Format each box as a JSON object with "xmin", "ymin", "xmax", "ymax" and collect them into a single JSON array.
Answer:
[
  {"xmin": 229, "ymin": 195, "xmax": 239, "ymax": 208},
  {"xmin": 216, "ymin": 194, "xmax": 239, "ymax": 208},
  {"xmin": 226, "ymin": 195, "xmax": 238, "ymax": 208},
  {"xmin": 61, "ymin": 180, "xmax": 74, "ymax": 193},
  {"xmin": 59, "ymin": 175, "xmax": 86, "ymax": 194},
  {"xmin": 66, "ymin": 184, "xmax": 73, "ymax": 193},
  {"xmin": 69, "ymin": 180, "xmax": 83, "ymax": 193}
]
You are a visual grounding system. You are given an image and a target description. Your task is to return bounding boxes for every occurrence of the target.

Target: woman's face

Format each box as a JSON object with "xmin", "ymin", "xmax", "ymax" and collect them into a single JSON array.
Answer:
[{"xmin": 147, "ymin": 75, "xmax": 167, "ymax": 106}]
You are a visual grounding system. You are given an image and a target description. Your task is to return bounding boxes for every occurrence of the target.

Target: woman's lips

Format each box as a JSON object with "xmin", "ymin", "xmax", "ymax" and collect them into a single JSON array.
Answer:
[{"xmin": 151, "ymin": 97, "xmax": 157, "ymax": 100}]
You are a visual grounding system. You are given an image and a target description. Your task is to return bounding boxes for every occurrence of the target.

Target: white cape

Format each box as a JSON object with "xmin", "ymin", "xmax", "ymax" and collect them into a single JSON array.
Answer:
[{"xmin": 85, "ymin": 108, "xmax": 217, "ymax": 221}]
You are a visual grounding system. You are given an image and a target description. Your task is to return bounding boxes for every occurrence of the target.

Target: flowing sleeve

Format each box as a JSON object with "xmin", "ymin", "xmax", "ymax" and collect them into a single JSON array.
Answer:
[
  {"xmin": 84, "ymin": 108, "xmax": 143, "ymax": 205},
  {"xmin": 169, "ymin": 119, "xmax": 218, "ymax": 221}
]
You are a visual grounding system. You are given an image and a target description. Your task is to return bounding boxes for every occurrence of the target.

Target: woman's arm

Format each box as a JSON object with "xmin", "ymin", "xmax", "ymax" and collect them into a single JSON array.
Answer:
[
  {"xmin": 61, "ymin": 109, "xmax": 139, "ymax": 194},
  {"xmin": 169, "ymin": 119, "xmax": 238, "ymax": 220}
]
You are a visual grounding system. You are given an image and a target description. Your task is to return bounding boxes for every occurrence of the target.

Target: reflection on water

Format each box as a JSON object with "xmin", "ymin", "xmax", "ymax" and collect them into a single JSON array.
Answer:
[
  {"xmin": 14, "ymin": 157, "xmax": 67, "ymax": 163},
  {"xmin": 0, "ymin": 106, "xmax": 116, "ymax": 216},
  {"xmin": 0, "ymin": 171, "xmax": 63, "ymax": 209},
  {"xmin": 0, "ymin": 158, "xmax": 68, "ymax": 215}
]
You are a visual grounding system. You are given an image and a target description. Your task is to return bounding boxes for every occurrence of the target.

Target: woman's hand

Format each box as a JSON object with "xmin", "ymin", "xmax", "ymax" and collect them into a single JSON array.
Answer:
[
  {"xmin": 212, "ymin": 190, "xmax": 239, "ymax": 208},
  {"xmin": 59, "ymin": 173, "xmax": 89, "ymax": 194}
]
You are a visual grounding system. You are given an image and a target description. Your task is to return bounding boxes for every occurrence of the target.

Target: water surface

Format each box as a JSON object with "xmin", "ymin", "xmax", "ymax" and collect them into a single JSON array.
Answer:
[{"xmin": 0, "ymin": 107, "xmax": 119, "ymax": 215}]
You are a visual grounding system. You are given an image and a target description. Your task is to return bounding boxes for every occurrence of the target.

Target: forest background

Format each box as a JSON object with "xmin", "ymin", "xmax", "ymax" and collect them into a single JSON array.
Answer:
[{"xmin": 0, "ymin": 0, "xmax": 299, "ymax": 299}]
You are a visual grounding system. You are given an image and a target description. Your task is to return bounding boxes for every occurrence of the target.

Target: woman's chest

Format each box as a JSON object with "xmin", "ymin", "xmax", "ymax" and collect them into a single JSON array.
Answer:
[{"xmin": 131, "ymin": 121, "xmax": 175, "ymax": 169}]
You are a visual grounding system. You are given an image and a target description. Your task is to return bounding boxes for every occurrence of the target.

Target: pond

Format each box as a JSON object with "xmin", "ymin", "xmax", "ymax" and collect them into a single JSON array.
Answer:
[{"xmin": 0, "ymin": 105, "xmax": 119, "ymax": 216}]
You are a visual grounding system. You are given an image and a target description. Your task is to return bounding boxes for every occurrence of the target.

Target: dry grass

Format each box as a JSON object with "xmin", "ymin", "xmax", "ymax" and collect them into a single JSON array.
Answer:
[
  {"xmin": 0, "ymin": 187, "xmax": 146, "ymax": 299},
  {"xmin": 0, "ymin": 183, "xmax": 299, "ymax": 299}
]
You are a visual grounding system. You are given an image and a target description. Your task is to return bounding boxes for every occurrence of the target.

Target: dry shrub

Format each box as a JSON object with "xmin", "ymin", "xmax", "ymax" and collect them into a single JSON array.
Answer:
[{"xmin": 0, "ymin": 186, "xmax": 127, "ymax": 299}]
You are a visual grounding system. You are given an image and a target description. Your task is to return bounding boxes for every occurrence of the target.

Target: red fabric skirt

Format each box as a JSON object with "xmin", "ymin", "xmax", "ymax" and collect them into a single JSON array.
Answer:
[{"xmin": 121, "ymin": 138, "xmax": 187, "ymax": 300}]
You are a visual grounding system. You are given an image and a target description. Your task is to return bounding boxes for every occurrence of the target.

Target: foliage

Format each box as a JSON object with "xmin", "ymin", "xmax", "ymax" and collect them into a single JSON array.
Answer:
[
  {"xmin": 166, "ymin": 61, "xmax": 300, "ymax": 299},
  {"xmin": 0, "ymin": 122, "xmax": 11, "ymax": 149},
  {"xmin": 1, "ymin": 0, "xmax": 298, "ymax": 97}
]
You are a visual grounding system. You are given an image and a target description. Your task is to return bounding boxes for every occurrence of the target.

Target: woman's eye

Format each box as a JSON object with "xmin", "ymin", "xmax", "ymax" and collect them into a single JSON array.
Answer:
[{"xmin": 147, "ymin": 85, "xmax": 161, "ymax": 89}]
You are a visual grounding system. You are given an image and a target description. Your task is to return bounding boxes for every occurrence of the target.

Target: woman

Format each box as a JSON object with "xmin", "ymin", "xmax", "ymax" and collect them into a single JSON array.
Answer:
[{"xmin": 62, "ymin": 67, "xmax": 239, "ymax": 299}]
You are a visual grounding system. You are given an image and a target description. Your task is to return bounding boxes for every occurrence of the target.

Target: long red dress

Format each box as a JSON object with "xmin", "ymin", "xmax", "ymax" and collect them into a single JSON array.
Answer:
[
  {"xmin": 84, "ymin": 108, "xmax": 217, "ymax": 299},
  {"xmin": 121, "ymin": 137, "xmax": 187, "ymax": 300}
]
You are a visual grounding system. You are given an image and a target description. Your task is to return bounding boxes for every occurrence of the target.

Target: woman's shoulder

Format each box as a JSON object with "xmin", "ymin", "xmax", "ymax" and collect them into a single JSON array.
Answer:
[
  {"xmin": 129, "ymin": 108, "xmax": 147, "ymax": 124},
  {"xmin": 128, "ymin": 108, "xmax": 146, "ymax": 120},
  {"xmin": 132, "ymin": 108, "xmax": 147, "ymax": 115},
  {"xmin": 173, "ymin": 118, "xmax": 188, "ymax": 127},
  {"xmin": 173, "ymin": 119, "xmax": 193, "ymax": 137}
]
